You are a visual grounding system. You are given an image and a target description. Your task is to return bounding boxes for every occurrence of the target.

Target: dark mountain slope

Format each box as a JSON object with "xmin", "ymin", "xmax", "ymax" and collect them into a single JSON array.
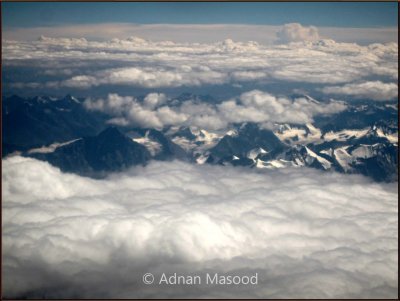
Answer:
[
  {"xmin": 2, "ymin": 95, "xmax": 106, "ymax": 156},
  {"xmin": 29, "ymin": 127, "xmax": 150, "ymax": 177}
]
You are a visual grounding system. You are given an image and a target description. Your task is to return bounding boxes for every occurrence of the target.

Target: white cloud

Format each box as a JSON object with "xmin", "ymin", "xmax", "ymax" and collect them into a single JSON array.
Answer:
[
  {"xmin": 84, "ymin": 93, "xmax": 188, "ymax": 129},
  {"xmin": 84, "ymin": 90, "xmax": 346, "ymax": 130},
  {"xmin": 321, "ymin": 81, "xmax": 398, "ymax": 101},
  {"xmin": 3, "ymin": 33, "xmax": 398, "ymax": 90},
  {"xmin": 62, "ymin": 75, "xmax": 98, "ymax": 89},
  {"xmin": 65, "ymin": 66, "xmax": 228, "ymax": 89},
  {"xmin": 84, "ymin": 93, "xmax": 134, "ymax": 115},
  {"xmin": 143, "ymin": 93, "xmax": 167, "ymax": 109},
  {"xmin": 276, "ymin": 23, "xmax": 320, "ymax": 44},
  {"xmin": 218, "ymin": 90, "xmax": 347, "ymax": 126},
  {"xmin": 2, "ymin": 156, "xmax": 398, "ymax": 298}
]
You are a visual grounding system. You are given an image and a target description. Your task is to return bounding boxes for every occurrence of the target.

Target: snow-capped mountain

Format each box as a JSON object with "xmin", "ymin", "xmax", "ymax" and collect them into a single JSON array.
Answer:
[{"xmin": 2, "ymin": 94, "xmax": 398, "ymax": 181}]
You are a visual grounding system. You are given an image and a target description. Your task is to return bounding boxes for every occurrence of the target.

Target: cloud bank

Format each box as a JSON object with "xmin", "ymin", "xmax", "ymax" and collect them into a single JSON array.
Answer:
[
  {"xmin": 321, "ymin": 81, "xmax": 398, "ymax": 101},
  {"xmin": 3, "ymin": 25, "xmax": 398, "ymax": 100},
  {"xmin": 84, "ymin": 90, "xmax": 347, "ymax": 130},
  {"xmin": 3, "ymin": 156, "xmax": 398, "ymax": 298}
]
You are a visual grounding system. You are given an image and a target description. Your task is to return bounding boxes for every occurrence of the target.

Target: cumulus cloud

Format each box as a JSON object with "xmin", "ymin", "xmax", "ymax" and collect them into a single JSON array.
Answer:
[
  {"xmin": 276, "ymin": 23, "xmax": 320, "ymax": 44},
  {"xmin": 321, "ymin": 81, "xmax": 398, "ymax": 101},
  {"xmin": 61, "ymin": 66, "xmax": 227, "ymax": 89},
  {"xmin": 2, "ymin": 156, "xmax": 398, "ymax": 298},
  {"xmin": 218, "ymin": 90, "xmax": 347, "ymax": 127},
  {"xmin": 84, "ymin": 90, "xmax": 346, "ymax": 130},
  {"xmin": 2, "ymin": 35, "xmax": 398, "ymax": 91},
  {"xmin": 143, "ymin": 93, "xmax": 167, "ymax": 109},
  {"xmin": 84, "ymin": 93, "xmax": 186, "ymax": 129}
]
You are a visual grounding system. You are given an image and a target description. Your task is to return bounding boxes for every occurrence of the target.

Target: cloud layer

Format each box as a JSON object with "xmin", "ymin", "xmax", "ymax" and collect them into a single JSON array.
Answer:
[
  {"xmin": 3, "ymin": 156, "xmax": 398, "ymax": 298},
  {"xmin": 321, "ymin": 81, "xmax": 398, "ymax": 101},
  {"xmin": 84, "ymin": 90, "xmax": 347, "ymax": 130},
  {"xmin": 3, "ymin": 25, "xmax": 398, "ymax": 101}
]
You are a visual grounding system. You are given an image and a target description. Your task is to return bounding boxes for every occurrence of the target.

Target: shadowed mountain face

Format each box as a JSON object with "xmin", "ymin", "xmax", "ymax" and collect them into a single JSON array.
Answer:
[
  {"xmin": 209, "ymin": 123, "xmax": 287, "ymax": 161},
  {"xmin": 2, "ymin": 95, "xmax": 106, "ymax": 156},
  {"xmin": 2, "ymin": 94, "xmax": 398, "ymax": 182},
  {"xmin": 314, "ymin": 104, "xmax": 398, "ymax": 132},
  {"xmin": 126, "ymin": 128, "xmax": 189, "ymax": 161},
  {"xmin": 29, "ymin": 127, "xmax": 151, "ymax": 177},
  {"xmin": 349, "ymin": 143, "xmax": 398, "ymax": 182}
]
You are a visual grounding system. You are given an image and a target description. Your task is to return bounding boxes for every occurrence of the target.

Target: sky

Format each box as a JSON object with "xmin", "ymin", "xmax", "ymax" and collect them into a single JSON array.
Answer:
[
  {"xmin": 2, "ymin": 2, "xmax": 398, "ymax": 28},
  {"xmin": 2, "ymin": 2, "xmax": 397, "ymax": 44}
]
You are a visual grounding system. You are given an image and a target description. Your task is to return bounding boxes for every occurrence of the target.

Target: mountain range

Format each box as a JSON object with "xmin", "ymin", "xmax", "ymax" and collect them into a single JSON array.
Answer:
[{"xmin": 2, "ymin": 94, "xmax": 398, "ymax": 181}]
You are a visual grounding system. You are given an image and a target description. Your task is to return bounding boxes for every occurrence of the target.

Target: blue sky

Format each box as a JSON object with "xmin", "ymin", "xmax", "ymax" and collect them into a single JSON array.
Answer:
[{"xmin": 2, "ymin": 2, "xmax": 398, "ymax": 28}]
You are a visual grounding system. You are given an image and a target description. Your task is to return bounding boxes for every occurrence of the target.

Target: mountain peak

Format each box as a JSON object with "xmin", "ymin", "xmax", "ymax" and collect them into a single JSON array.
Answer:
[
  {"xmin": 64, "ymin": 94, "xmax": 80, "ymax": 103},
  {"xmin": 97, "ymin": 126, "xmax": 124, "ymax": 139}
]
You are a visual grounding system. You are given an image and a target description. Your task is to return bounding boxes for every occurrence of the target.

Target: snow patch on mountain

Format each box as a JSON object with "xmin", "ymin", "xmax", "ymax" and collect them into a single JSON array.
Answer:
[
  {"xmin": 304, "ymin": 146, "xmax": 332, "ymax": 170},
  {"xmin": 195, "ymin": 154, "xmax": 209, "ymax": 165},
  {"xmin": 351, "ymin": 144, "xmax": 378, "ymax": 159},
  {"xmin": 225, "ymin": 129, "xmax": 238, "ymax": 137},
  {"xmin": 197, "ymin": 129, "xmax": 223, "ymax": 144},
  {"xmin": 333, "ymin": 147, "xmax": 353, "ymax": 172},
  {"xmin": 274, "ymin": 123, "xmax": 322, "ymax": 145},
  {"xmin": 170, "ymin": 127, "xmax": 224, "ymax": 154},
  {"xmin": 256, "ymin": 159, "xmax": 295, "ymax": 169},
  {"xmin": 375, "ymin": 128, "xmax": 398, "ymax": 143},
  {"xmin": 320, "ymin": 148, "xmax": 334, "ymax": 157},
  {"xmin": 248, "ymin": 147, "xmax": 268, "ymax": 160},
  {"xmin": 171, "ymin": 136, "xmax": 196, "ymax": 152},
  {"xmin": 323, "ymin": 128, "xmax": 370, "ymax": 142},
  {"xmin": 132, "ymin": 133, "xmax": 162, "ymax": 156},
  {"xmin": 27, "ymin": 139, "xmax": 82, "ymax": 154}
]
